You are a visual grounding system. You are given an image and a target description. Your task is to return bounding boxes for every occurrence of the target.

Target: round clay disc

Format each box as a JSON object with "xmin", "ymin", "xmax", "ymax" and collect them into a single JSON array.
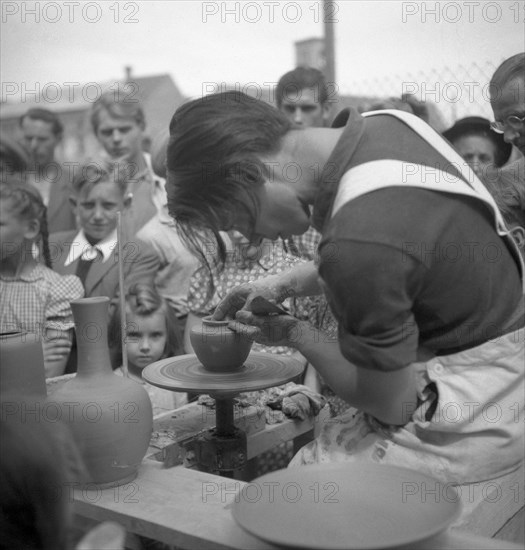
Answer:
[
  {"xmin": 232, "ymin": 462, "xmax": 461, "ymax": 549},
  {"xmin": 142, "ymin": 352, "xmax": 304, "ymax": 397}
]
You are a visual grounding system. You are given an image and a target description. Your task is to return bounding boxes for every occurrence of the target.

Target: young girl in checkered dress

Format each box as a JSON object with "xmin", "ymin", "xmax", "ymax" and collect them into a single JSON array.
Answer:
[{"xmin": 0, "ymin": 178, "xmax": 83, "ymax": 377}]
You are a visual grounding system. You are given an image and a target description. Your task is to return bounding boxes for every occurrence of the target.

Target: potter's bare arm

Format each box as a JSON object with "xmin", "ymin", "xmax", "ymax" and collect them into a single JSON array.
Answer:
[
  {"xmin": 212, "ymin": 260, "xmax": 321, "ymax": 321},
  {"xmin": 293, "ymin": 321, "xmax": 417, "ymax": 426},
  {"xmin": 233, "ymin": 312, "xmax": 418, "ymax": 426}
]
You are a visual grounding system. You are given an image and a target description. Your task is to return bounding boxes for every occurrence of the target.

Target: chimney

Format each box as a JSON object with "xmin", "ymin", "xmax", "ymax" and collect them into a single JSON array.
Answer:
[
  {"xmin": 125, "ymin": 66, "xmax": 133, "ymax": 82},
  {"xmin": 294, "ymin": 38, "xmax": 326, "ymax": 71}
]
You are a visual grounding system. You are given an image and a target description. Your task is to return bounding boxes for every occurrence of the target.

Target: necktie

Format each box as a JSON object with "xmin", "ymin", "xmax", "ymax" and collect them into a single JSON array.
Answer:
[{"xmin": 76, "ymin": 247, "xmax": 102, "ymax": 287}]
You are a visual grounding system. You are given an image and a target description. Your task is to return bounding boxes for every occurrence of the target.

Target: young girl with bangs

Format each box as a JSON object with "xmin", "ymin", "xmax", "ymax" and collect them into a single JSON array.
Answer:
[{"xmin": 109, "ymin": 283, "xmax": 187, "ymax": 417}]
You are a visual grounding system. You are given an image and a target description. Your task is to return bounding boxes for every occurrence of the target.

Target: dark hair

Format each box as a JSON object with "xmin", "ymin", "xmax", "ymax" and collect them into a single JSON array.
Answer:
[
  {"xmin": 400, "ymin": 94, "xmax": 430, "ymax": 123},
  {"xmin": 0, "ymin": 402, "xmax": 84, "ymax": 550},
  {"xmin": 108, "ymin": 282, "xmax": 183, "ymax": 366},
  {"xmin": 91, "ymin": 90, "xmax": 145, "ymax": 133},
  {"xmin": 490, "ymin": 53, "xmax": 525, "ymax": 103},
  {"xmin": 483, "ymin": 158, "xmax": 525, "ymax": 228},
  {"xmin": 457, "ymin": 129, "xmax": 509, "ymax": 167},
  {"xmin": 71, "ymin": 157, "xmax": 131, "ymax": 197},
  {"xmin": 369, "ymin": 97, "xmax": 414, "ymax": 114},
  {"xmin": 442, "ymin": 116, "xmax": 512, "ymax": 167},
  {"xmin": 276, "ymin": 67, "xmax": 329, "ymax": 108},
  {"xmin": 166, "ymin": 91, "xmax": 292, "ymax": 264},
  {"xmin": 0, "ymin": 178, "xmax": 52, "ymax": 267},
  {"xmin": 19, "ymin": 108, "xmax": 63, "ymax": 138}
]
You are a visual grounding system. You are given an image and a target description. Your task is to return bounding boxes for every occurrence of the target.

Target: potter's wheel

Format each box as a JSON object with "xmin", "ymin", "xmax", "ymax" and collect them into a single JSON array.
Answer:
[
  {"xmin": 142, "ymin": 352, "xmax": 304, "ymax": 398},
  {"xmin": 143, "ymin": 352, "xmax": 304, "ymax": 476}
]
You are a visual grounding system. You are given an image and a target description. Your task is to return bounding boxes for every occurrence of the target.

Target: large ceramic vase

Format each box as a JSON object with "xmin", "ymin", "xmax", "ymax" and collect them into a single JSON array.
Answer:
[
  {"xmin": 190, "ymin": 317, "xmax": 253, "ymax": 372},
  {"xmin": 0, "ymin": 331, "xmax": 47, "ymax": 404},
  {"xmin": 49, "ymin": 297, "xmax": 153, "ymax": 486}
]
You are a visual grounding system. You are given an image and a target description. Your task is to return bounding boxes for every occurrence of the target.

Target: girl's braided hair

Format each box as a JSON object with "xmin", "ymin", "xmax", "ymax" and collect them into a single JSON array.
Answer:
[{"xmin": 0, "ymin": 177, "xmax": 52, "ymax": 268}]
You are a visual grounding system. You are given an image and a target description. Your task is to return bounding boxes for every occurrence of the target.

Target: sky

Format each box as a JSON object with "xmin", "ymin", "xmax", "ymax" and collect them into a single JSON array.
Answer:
[{"xmin": 1, "ymin": 1, "xmax": 523, "ymax": 121}]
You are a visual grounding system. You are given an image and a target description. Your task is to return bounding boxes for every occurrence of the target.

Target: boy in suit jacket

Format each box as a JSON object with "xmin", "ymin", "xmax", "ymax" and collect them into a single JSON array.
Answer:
[
  {"xmin": 50, "ymin": 158, "xmax": 159, "ymax": 304},
  {"xmin": 50, "ymin": 158, "xmax": 160, "ymax": 373}
]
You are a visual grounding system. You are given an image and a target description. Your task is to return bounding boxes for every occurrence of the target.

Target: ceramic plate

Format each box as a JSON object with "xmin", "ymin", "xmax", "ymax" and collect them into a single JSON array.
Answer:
[{"xmin": 232, "ymin": 462, "xmax": 461, "ymax": 549}]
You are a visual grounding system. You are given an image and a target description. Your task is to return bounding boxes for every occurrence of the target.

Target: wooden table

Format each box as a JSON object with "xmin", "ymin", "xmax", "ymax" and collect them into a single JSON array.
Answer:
[
  {"xmin": 72, "ymin": 401, "xmax": 523, "ymax": 548},
  {"xmin": 73, "ymin": 459, "xmax": 523, "ymax": 550},
  {"xmin": 48, "ymin": 379, "xmax": 521, "ymax": 548}
]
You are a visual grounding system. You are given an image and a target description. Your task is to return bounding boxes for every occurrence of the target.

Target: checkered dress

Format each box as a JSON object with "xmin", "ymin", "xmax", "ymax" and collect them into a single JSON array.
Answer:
[
  {"xmin": 287, "ymin": 226, "xmax": 322, "ymax": 262},
  {"xmin": 0, "ymin": 263, "xmax": 84, "ymax": 338}
]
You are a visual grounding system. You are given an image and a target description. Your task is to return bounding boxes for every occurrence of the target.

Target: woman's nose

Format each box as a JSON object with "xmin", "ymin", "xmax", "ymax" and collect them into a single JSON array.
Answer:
[{"xmin": 472, "ymin": 163, "xmax": 483, "ymax": 178}]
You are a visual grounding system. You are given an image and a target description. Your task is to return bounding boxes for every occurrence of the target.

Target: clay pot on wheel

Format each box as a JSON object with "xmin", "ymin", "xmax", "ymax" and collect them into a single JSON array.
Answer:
[
  {"xmin": 49, "ymin": 297, "xmax": 153, "ymax": 487},
  {"xmin": 190, "ymin": 317, "xmax": 253, "ymax": 372}
]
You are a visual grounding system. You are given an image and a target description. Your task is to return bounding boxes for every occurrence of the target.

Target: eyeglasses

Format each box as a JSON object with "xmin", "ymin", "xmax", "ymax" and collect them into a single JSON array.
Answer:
[{"xmin": 490, "ymin": 115, "xmax": 525, "ymax": 134}]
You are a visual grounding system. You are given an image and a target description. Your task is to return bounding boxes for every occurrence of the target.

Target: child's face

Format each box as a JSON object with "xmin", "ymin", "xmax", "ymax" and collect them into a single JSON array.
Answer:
[
  {"xmin": 125, "ymin": 311, "xmax": 167, "ymax": 370},
  {"xmin": 0, "ymin": 200, "xmax": 37, "ymax": 260},
  {"xmin": 74, "ymin": 181, "xmax": 127, "ymax": 243}
]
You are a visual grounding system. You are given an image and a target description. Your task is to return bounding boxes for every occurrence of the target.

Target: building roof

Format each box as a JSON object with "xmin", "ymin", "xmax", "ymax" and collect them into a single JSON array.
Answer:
[{"xmin": 0, "ymin": 73, "xmax": 186, "ymax": 122}]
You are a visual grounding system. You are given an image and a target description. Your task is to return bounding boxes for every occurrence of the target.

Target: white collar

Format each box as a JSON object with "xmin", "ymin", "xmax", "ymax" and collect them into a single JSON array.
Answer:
[
  {"xmin": 64, "ymin": 229, "xmax": 117, "ymax": 266},
  {"xmin": 142, "ymin": 152, "xmax": 169, "ymax": 216}
]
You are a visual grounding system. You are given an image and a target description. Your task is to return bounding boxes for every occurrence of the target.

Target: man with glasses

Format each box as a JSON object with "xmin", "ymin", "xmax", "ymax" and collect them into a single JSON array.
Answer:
[
  {"xmin": 491, "ymin": 115, "xmax": 525, "ymax": 142},
  {"xmin": 489, "ymin": 53, "xmax": 525, "ymax": 159}
]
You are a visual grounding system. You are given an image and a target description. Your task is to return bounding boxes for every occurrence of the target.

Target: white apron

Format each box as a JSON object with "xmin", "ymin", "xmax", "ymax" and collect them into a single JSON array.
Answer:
[{"xmin": 290, "ymin": 110, "xmax": 525, "ymax": 484}]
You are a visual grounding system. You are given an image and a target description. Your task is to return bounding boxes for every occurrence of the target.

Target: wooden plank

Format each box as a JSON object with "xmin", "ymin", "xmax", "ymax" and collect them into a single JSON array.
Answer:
[
  {"xmin": 405, "ymin": 531, "xmax": 523, "ymax": 549},
  {"xmin": 450, "ymin": 463, "xmax": 525, "ymax": 540},
  {"xmin": 494, "ymin": 507, "xmax": 525, "ymax": 544},
  {"xmin": 73, "ymin": 461, "xmax": 277, "ymax": 550},
  {"xmin": 73, "ymin": 460, "xmax": 523, "ymax": 550},
  {"xmin": 246, "ymin": 405, "xmax": 330, "ymax": 460}
]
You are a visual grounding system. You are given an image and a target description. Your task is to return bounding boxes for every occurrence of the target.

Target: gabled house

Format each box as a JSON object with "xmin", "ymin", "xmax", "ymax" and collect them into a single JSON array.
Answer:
[{"xmin": 0, "ymin": 69, "xmax": 186, "ymax": 162}]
